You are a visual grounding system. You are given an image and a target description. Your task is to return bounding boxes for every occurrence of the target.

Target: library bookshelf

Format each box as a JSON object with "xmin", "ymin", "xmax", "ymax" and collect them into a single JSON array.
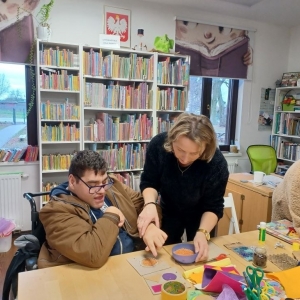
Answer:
[
  {"xmin": 37, "ymin": 40, "xmax": 190, "ymax": 207},
  {"xmin": 271, "ymin": 86, "xmax": 300, "ymax": 172}
]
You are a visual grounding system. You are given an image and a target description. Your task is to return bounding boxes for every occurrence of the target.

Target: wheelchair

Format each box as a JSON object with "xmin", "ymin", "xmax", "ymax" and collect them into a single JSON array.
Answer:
[{"xmin": 2, "ymin": 192, "xmax": 49, "ymax": 300}]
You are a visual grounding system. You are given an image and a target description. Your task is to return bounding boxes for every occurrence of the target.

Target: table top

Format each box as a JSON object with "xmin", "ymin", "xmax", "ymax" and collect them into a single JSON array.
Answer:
[
  {"xmin": 228, "ymin": 173, "xmax": 274, "ymax": 196},
  {"xmin": 18, "ymin": 231, "xmax": 294, "ymax": 300}
]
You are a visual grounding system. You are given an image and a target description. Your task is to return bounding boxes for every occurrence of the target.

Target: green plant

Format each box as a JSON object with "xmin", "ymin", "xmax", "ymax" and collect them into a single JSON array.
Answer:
[
  {"xmin": 17, "ymin": 0, "xmax": 54, "ymax": 29},
  {"xmin": 36, "ymin": 0, "xmax": 55, "ymax": 28}
]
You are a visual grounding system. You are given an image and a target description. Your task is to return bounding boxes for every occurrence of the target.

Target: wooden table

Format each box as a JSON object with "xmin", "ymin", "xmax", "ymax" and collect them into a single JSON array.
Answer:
[
  {"xmin": 218, "ymin": 173, "xmax": 274, "ymax": 235},
  {"xmin": 18, "ymin": 231, "xmax": 294, "ymax": 300}
]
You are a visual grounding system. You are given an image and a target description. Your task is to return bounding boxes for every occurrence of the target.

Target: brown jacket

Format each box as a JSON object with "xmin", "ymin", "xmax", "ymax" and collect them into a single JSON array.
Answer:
[
  {"xmin": 272, "ymin": 160, "xmax": 300, "ymax": 234},
  {"xmin": 38, "ymin": 176, "xmax": 162, "ymax": 269}
]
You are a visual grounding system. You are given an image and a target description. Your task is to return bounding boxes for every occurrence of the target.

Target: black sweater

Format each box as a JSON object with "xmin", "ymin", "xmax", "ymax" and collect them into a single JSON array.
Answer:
[{"xmin": 140, "ymin": 132, "xmax": 229, "ymax": 219}]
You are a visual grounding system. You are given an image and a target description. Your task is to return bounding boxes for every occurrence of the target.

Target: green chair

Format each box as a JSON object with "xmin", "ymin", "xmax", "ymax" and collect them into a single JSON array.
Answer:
[{"xmin": 246, "ymin": 145, "xmax": 277, "ymax": 175}]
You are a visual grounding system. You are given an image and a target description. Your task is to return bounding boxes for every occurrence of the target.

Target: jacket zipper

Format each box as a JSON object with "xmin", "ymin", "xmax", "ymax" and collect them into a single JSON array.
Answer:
[
  {"xmin": 117, "ymin": 235, "xmax": 123, "ymax": 254},
  {"xmin": 109, "ymin": 190, "xmax": 133, "ymax": 230}
]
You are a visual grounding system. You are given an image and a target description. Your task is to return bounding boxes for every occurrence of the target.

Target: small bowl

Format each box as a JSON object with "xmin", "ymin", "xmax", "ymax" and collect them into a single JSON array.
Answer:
[{"xmin": 172, "ymin": 243, "xmax": 197, "ymax": 264}]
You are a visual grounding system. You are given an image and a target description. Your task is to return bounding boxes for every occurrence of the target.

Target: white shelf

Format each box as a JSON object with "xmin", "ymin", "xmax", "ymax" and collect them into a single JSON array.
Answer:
[
  {"xmin": 108, "ymin": 168, "xmax": 143, "ymax": 173},
  {"xmin": 40, "ymin": 65, "xmax": 80, "ymax": 71},
  {"xmin": 41, "ymin": 141, "xmax": 80, "ymax": 144},
  {"xmin": 41, "ymin": 119, "xmax": 80, "ymax": 122},
  {"xmin": 84, "ymin": 107, "xmax": 152, "ymax": 112},
  {"xmin": 42, "ymin": 169, "xmax": 69, "ymax": 173},
  {"xmin": 84, "ymin": 140, "xmax": 151, "ymax": 143},
  {"xmin": 83, "ymin": 75, "xmax": 153, "ymax": 83},
  {"xmin": 157, "ymin": 83, "xmax": 185, "ymax": 88},
  {"xmin": 40, "ymin": 89, "xmax": 80, "ymax": 93}
]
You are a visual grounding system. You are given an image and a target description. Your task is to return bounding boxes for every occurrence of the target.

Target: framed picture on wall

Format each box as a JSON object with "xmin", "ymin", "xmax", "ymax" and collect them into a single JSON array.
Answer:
[
  {"xmin": 104, "ymin": 6, "xmax": 131, "ymax": 48},
  {"xmin": 281, "ymin": 72, "xmax": 300, "ymax": 87}
]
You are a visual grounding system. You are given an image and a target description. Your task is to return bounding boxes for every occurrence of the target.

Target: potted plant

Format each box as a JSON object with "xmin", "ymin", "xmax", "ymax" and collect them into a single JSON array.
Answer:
[
  {"xmin": 36, "ymin": 0, "xmax": 55, "ymax": 41},
  {"xmin": 17, "ymin": 0, "xmax": 55, "ymax": 41}
]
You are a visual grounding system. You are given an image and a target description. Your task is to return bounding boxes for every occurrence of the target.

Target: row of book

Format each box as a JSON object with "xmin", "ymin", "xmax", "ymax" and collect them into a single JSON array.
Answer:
[
  {"xmin": 83, "ymin": 50, "xmax": 154, "ymax": 80},
  {"xmin": 42, "ymin": 171, "xmax": 142, "ymax": 203},
  {"xmin": 157, "ymin": 57, "xmax": 190, "ymax": 86},
  {"xmin": 39, "ymin": 47, "xmax": 80, "ymax": 67},
  {"xmin": 96, "ymin": 143, "xmax": 147, "ymax": 171},
  {"xmin": 274, "ymin": 112, "xmax": 300, "ymax": 136},
  {"xmin": 84, "ymin": 113, "xmax": 152, "ymax": 142},
  {"xmin": 40, "ymin": 100, "xmax": 80, "ymax": 120},
  {"xmin": 84, "ymin": 82, "xmax": 152, "ymax": 109},
  {"xmin": 156, "ymin": 88, "xmax": 187, "ymax": 111},
  {"xmin": 40, "ymin": 70, "xmax": 80, "ymax": 91},
  {"xmin": 113, "ymin": 172, "xmax": 141, "ymax": 192},
  {"xmin": 0, "ymin": 145, "xmax": 39, "ymax": 162},
  {"xmin": 157, "ymin": 114, "xmax": 177, "ymax": 134},
  {"xmin": 277, "ymin": 141, "xmax": 300, "ymax": 161},
  {"xmin": 42, "ymin": 152, "xmax": 77, "ymax": 171},
  {"xmin": 41, "ymin": 123, "xmax": 80, "ymax": 142}
]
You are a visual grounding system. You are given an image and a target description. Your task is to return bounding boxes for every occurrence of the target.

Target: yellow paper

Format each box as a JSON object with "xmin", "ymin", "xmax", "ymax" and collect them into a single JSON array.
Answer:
[{"xmin": 183, "ymin": 258, "xmax": 232, "ymax": 279}]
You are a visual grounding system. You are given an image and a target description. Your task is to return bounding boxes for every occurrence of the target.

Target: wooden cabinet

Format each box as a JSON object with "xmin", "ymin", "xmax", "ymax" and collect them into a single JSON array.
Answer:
[{"xmin": 217, "ymin": 173, "xmax": 273, "ymax": 236}]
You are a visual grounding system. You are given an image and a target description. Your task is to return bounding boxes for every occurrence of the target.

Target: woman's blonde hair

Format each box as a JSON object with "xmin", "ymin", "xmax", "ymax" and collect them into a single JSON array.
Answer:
[{"xmin": 164, "ymin": 113, "xmax": 217, "ymax": 161}]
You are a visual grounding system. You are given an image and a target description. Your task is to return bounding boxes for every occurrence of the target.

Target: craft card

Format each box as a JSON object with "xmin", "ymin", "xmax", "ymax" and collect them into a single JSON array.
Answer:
[
  {"xmin": 127, "ymin": 254, "xmax": 170, "ymax": 276},
  {"xmin": 224, "ymin": 242, "xmax": 254, "ymax": 262},
  {"xmin": 143, "ymin": 267, "xmax": 192, "ymax": 295}
]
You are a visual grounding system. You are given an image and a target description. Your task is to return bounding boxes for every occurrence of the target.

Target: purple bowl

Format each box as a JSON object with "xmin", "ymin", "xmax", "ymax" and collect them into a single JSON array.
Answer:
[{"xmin": 172, "ymin": 243, "xmax": 198, "ymax": 264}]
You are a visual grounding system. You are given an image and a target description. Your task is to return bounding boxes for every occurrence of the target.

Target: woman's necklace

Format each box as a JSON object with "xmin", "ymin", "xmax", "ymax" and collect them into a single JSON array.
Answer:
[{"xmin": 177, "ymin": 160, "xmax": 193, "ymax": 176}]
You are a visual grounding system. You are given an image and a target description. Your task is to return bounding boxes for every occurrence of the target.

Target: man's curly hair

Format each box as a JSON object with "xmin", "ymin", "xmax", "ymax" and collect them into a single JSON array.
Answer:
[{"xmin": 69, "ymin": 150, "xmax": 108, "ymax": 178}]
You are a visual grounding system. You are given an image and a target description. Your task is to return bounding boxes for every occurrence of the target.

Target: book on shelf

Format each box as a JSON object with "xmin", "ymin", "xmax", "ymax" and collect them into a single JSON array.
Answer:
[{"xmin": 263, "ymin": 219, "xmax": 300, "ymax": 245}]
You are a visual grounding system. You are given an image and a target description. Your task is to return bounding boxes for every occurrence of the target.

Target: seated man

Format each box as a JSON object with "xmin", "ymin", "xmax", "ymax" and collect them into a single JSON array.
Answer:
[
  {"xmin": 272, "ymin": 160, "xmax": 300, "ymax": 234},
  {"xmin": 38, "ymin": 150, "xmax": 167, "ymax": 269}
]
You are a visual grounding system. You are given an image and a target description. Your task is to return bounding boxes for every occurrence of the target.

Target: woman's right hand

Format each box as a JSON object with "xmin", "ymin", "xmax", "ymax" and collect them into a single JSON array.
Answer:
[{"xmin": 137, "ymin": 204, "xmax": 159, "ymax": 237}]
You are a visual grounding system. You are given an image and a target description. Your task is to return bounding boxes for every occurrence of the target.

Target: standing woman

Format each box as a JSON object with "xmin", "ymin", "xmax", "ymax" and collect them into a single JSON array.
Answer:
[{"xmin": 138, "ymin": 113, "xmax": 229, "ymax": 262}]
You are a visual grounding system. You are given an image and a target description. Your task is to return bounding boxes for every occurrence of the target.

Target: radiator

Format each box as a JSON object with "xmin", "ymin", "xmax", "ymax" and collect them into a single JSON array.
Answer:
[
  {"xmin": 0, "ymin": 173, "xmax": 22, "ymax": 230},
  {"xmin": 228, "ymin": 162, "xmax": 237, "ymax": 174}
]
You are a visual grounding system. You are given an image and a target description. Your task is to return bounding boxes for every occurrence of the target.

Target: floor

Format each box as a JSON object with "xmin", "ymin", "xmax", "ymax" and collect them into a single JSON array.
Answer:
[{"xmin": 0, "ymin": 233, "xmax": 20, "ymax": 300}]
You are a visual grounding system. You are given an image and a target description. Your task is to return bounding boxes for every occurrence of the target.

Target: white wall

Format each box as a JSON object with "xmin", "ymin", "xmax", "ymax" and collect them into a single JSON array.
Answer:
[
  {"xmin": 48, "ymin": 0, "xmax": 291, "ymax": 170},
  {"xmin": 0, "ymin": 0, "xmax": 292, "ymax": 220},
  {"xmin": 288, "ymin": 25, "xmax": 300, "ymax": 71}
]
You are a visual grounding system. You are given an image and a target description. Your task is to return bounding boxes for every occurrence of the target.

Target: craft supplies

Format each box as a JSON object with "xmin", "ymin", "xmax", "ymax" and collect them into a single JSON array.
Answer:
[
  {"xmin": 259, "ymin": 221, "xmax": 266, "ymax": 243},
  {"xmin": 224, "ymin": 242, "xmax": 254, "ymax": 262},
  {"xmin": 253, "ymin": 247, "xmax": 267, "ymax": 268},
  {"xmin": 292, "ymin": 242, "xmax": 300, "ymax": 251},
  {"xmin": 268, "ymin": 253, "xmax": 298, "ymax": 270},
  {"xmin": 274, "ymin": 241, "xmax": 285, "ymax": 249},
  {"xmin": 161, "ymin": 281, "xmax": 187, "ymax": 300}
]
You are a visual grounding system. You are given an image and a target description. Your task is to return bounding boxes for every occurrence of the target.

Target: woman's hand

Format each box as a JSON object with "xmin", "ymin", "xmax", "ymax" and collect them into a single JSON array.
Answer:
[
  {"xmin": 137, "ymin": 204, "xmax": 159, "ymax": 237},
  {"xmin": 194, "ymin": 231, "xmax": 209, "ymax": 262}
]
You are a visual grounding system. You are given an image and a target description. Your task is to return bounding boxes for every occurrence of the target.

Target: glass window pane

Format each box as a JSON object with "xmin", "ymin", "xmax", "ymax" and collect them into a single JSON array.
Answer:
[
  {"xmin": 0, "ymin": 63, "xmax": 27, "ymax": 149},
  {"xmin": 186, "ymin": 76, "xmax": 202, "ymax": 115},
  {"xmin": 211, "ymin": 78, "xmax": 229, "ymax": 145}
]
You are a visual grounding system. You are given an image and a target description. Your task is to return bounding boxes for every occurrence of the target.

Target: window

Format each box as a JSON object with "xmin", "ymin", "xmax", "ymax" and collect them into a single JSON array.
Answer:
[
  {"xmin": 186, "ymin": 76, "xmax": 239, "ymax": 150},
  {"xmin": 0, "ymin": 62, "xmax": 37, "ymax": 150}
]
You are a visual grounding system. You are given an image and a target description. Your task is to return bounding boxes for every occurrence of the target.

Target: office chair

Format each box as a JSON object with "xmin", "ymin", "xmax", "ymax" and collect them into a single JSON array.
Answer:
[{"xmin": 246, "ymin": 145, "xmax": 277, "ymax": 175}]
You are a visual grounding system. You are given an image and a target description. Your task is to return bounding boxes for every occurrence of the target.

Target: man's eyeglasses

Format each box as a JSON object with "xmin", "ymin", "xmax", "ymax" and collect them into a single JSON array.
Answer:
[{"xmin": 75, "ymin": 175, "xmax": 113, "ymax": 194}]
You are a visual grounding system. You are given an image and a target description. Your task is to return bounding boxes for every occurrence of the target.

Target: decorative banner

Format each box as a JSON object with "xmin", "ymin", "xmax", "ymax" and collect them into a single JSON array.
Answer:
[
  {"xmin": 0, "ymin": 0, "xmax": 46, "ymax": 64},
  {"xmin": 175, "ymin": 19, "xmax": 254, "ymax": 79}
]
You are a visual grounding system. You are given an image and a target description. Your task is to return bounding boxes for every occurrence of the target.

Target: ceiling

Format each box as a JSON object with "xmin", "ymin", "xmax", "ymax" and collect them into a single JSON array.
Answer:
[{"xmin": 137, "ymin": 0, "xmax": 300, "ymax": 28}]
